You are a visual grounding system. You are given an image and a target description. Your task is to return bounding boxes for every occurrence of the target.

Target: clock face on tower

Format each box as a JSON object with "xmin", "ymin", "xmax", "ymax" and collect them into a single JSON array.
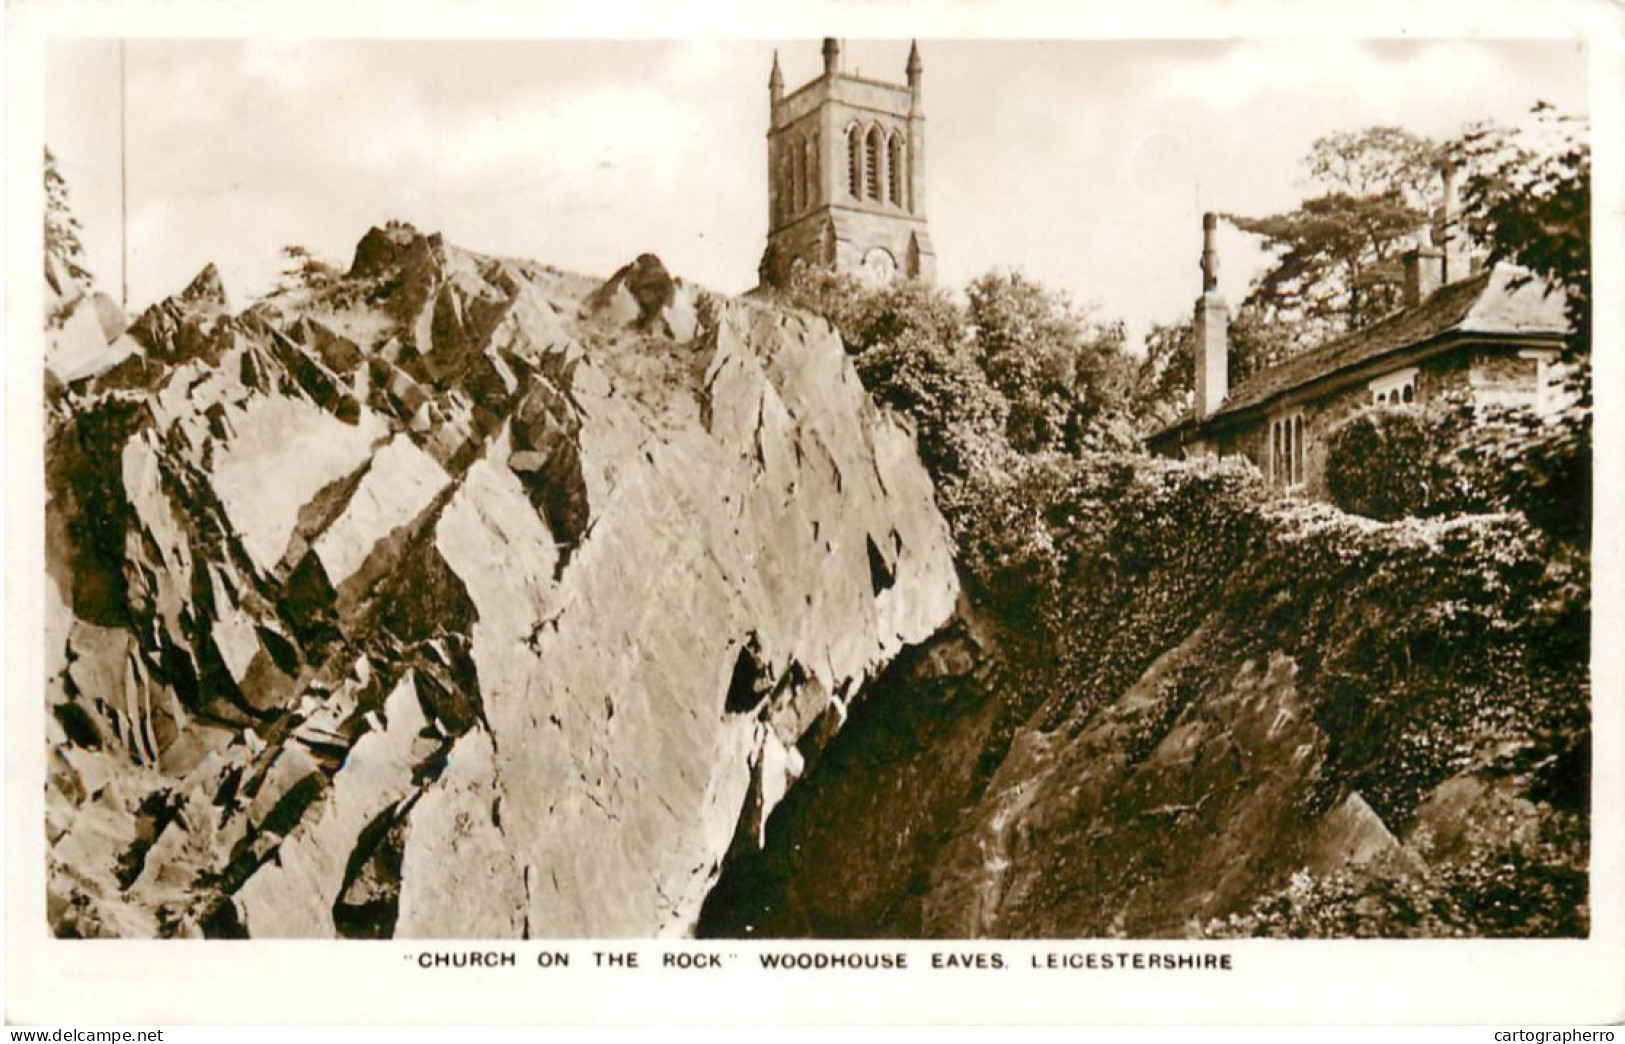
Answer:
[{"xmin": 861, "ymin": 247, "xmax": 898, "ymax": 285}]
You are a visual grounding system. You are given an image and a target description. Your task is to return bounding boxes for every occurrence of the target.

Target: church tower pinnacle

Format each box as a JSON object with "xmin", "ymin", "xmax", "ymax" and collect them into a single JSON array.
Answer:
[
  {"xmin": 758, "ymin": 40, "xmax": 936, "ymax": 289},
  {"xmin": 823, "ymin": 38, "xmax": 842, "ymax": 77}
]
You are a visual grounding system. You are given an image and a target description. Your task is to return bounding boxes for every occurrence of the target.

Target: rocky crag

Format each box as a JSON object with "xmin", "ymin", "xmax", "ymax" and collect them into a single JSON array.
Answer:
[
  {"xmin": 43, "ymin": 227, "xmax": 958, "ymax": 938},
  {"xmin": 700, "ymin": 460, "xmax": 1589, "ymax": 939}
]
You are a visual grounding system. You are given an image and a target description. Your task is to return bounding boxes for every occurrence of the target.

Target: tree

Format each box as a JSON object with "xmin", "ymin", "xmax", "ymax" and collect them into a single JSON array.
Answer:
[
  {"xmin": 966, "ymin": 270, "xmax": 1134, "ymax": 454},
  {"xmin": 770, "ymin": 267, "xmax": 1006, "ymax": 490},
  {"xmin": 1307, "ymin": 126, "xmax": 1442, "ymax": 204},
  {"xmin": 1450, "ymin": 104, "xmax": 1589, "ymax": 360},
  {"xmin": 45, "ymin": 147, "xmax": 93, "ymax": 287},
  {"xmin": 1449, "ymin": 104, "xmax": 1591, "ymax": 546},
  {"xmin": 1131, "ymin": 309, "xmax": 1295, "ymax": 430},
  {"xmin": 1229, "ymin": 127, "xmax": 1440, "ymax": 352},
  {"xmin": 1132, "ymin": 319, "xmax": 1194, "ymax": 430},
  {"xmin": 274, "ymin": 244, "xmax": 343, "ymax": 297},
  {"xmin": 771, "ymin": 266, "xmax": 1137, "ymax": 465}
]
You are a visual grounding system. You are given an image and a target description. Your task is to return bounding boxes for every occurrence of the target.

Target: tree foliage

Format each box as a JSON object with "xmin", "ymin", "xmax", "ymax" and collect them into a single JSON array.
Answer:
[
  {"xmin": 1324, "ymin": 393, "xmax": 1592, "ymax": 548},
  {"xmin": 1307, "ymin": 125, "xmax": 1442, "ymax": 204},
  {"xmin": 965, "ymin": 271, "xmax": 1135, "ymax": 454},
  {"xmin": 45, "ymin": 147, "xmax": 94, "ymax": 287},
  {"xmin": 771, "ymin": 265, "xmax": 1138, "ymax": 486},
  {"xmin": 1451, "ymin": 104, "xmax": 1590, "ymax": 360},
  {"xmin": 1228, "ymin": 127, "xmax": 1438, "ymax": 353}
]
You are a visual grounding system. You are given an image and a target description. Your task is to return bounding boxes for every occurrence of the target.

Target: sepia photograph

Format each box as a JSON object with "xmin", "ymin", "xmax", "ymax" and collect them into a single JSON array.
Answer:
[{"xmin": 8, "ymin": 0, "xmax": 1623, "ymax": 1027}]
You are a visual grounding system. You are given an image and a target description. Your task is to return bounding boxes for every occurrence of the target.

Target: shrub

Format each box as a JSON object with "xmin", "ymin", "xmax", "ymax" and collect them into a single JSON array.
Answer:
[
  {"xmin": 1325, "ymin": 389, "xmax": 1592, "ymax": 546},
  {"xmin": 854, "ymin": 332, "xmax": 1008, "ymax": 492},
  {"xmin": 1323, "ymin": 405, "xmax": 1460, "ymax": 520}
]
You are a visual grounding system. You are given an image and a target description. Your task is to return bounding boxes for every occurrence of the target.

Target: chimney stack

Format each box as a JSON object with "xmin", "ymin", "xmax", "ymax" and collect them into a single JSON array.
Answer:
[
  {"xmin": 1193, "ymin": 212, "xmax": 1229, "ymax": 421},
  {"xmin": 1435, "ymin": 160, "xmax": 1470, "ymax": 284},
  {"xmin": 1402, "ymin": 234, "xmax": 1445, "ymax": 308}
]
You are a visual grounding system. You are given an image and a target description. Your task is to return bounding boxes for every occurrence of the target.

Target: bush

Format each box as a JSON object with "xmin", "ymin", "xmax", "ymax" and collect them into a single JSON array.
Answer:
[
  {"xmin": 1325, "ymin": 390, "xmax": 1592, "ymax": 545},
  {"xmin": 949, "ymin": 445, "xmax": 1588, "ymax": 935},
  {"xmin": 1323, "ymin": 405, "xmax": 1462, "ymax": 520}
]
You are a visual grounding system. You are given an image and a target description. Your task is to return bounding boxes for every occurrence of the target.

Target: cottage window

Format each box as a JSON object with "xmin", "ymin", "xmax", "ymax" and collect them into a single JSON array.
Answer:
[
  {"xmin": 1519, "ymin": 348, "xmax": 1562, "ymax": 414},
  {"xmin": 1369, "ymin": 367, "xmax": 1419, "ymax": 408},
  {"xmin": 1268, "ymin": 411, "xmax": 1306, "ymax": 489}
]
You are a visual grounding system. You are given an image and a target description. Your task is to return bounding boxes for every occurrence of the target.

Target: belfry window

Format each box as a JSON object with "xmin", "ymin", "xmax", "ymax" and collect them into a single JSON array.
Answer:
[
  {"xmin": 791, "ymin": 143, "xmax": 806, "ymax": 213},
  {"xmin": 776, "ymin": 149, "xmax": 791, "ymax": 224},
  {"xmin": 805, "ymin": 136, "xmax": 819, "ymax": 209},
  {"xmin": 888, "ymin": 133, "xmax": 905, "ymax": 206},
  {"xmin": 847, "ymin": 127, "xmax": 863, "ymax": 199},
  {"xmin": 866, "ymin": 127, "xmax": 884, "ymax": 202}
]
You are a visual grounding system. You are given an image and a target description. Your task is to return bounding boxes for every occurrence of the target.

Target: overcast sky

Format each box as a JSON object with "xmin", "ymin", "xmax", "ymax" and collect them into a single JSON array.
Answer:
[{"xmin": 46, "ymin": 37, "xmax": 1587, "ymax": 345}]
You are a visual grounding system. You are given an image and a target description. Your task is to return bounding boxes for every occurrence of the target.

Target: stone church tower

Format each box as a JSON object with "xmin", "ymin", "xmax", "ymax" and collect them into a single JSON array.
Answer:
[{"xmin": 758, "ymin": 39, "xmax": 936, "ymax": 288}]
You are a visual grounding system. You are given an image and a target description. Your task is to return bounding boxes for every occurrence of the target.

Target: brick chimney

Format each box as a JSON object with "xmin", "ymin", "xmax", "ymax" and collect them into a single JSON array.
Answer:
[
  {"xmin": 1193, "ymin": 212, "xmax": 1229, "ymax": 421},
  {"xmin": 1436, "ymin": 160, "xmax": 1472, "ymax": 284},
  {"xmin": 1402, "ymin": 244, "xmax": 1445, "ymax": 307}
]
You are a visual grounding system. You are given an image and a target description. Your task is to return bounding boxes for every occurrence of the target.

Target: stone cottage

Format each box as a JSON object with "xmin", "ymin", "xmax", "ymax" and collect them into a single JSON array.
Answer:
[{"xmin": 1147, "ymin": 208, "xmax": 1569, "ymax": 497}]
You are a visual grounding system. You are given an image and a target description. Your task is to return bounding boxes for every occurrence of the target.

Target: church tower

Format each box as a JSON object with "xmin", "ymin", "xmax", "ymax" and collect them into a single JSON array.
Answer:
[{"xmin": 758, "ymin": 39, "xmax": 936, "ymax": 288}]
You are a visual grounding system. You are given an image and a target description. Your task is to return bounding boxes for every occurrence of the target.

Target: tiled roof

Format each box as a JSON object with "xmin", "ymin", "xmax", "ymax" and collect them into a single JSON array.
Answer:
[{"xmin": 1208, "ymin": 264, "xmax": 1567, "ymax": 422}]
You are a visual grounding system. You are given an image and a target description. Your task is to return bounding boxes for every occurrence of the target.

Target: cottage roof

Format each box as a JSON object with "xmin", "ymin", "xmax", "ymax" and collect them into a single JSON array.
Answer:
[{"xmin": 1156, "ymin": 263, "xmax": 1568, "ymax": 442}]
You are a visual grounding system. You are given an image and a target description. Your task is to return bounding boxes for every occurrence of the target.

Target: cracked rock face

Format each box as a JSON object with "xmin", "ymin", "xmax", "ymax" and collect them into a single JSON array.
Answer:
[{"xmin": 43, "ymin": 225, "xmax": 959, "ymax": 938}]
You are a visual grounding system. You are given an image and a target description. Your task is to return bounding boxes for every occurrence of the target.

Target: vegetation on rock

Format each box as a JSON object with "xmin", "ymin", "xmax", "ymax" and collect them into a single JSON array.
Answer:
[{"xmin": 742, "ymin": 115, "xmax": 1591, "ymax": 935}]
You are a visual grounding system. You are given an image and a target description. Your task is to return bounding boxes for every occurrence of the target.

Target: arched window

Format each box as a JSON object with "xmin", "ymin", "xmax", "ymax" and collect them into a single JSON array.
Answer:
[
  {"xmin": 1269, "ymin": 411, "xmax": 1307, "ymax": 488},
  {"xmin": 805, "ymin": 135, "xmax": 819, "ymax": 209},
  {"xmin": 888, "ymin": 133, "xmax": 905, "ymax": 206},
  {"xmin": 792, "ymin": 142, "xmax": 806, "ymax": 214},
  {"xmin": 866, "ymin": 126, "xmax": 884, "ymax": 202},
  {"xmin": 847, "ymin": 126, "xmax": 863, "ymax": 199},
  {"xmin": 773, "ymin": 146, "xmax": 786, "ymax": 224}
]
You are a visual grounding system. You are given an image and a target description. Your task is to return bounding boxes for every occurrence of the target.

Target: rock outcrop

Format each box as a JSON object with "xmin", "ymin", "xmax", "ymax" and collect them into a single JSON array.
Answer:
[
  {"xmin": 44, "ymin": 224, "xmax": 958, "ymax": 938},
  {"xmin": 699, "ymin": 467, "xmax": 1588, "ymax": 940}
]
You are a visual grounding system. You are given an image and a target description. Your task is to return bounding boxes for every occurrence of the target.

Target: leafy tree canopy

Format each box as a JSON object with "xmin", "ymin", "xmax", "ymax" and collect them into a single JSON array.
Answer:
[
  {"xmin": 1449, "ymin": 104, "xmax": 1589, "ymax": 359},
  {"xmin": 769, "ymin": 265, "xmax": 1138, "ymax": 493},
  {"xmin": 965, "ymin": 270, "xmax": 1135, "ymax": 454},
  {"xmin": 1228, "ymin": 126, "xmax": 1439, "ymax": 352}
]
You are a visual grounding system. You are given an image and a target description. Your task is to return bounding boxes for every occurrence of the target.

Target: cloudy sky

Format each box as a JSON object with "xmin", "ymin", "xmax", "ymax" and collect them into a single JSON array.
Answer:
[{"xmin": 46, "ymin": 36, "xmax": 1587, "ymax": 344}]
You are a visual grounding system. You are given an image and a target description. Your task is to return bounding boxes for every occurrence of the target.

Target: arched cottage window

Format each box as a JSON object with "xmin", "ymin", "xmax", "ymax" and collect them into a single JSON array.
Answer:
[
  {"xmin": 888, "ymin": 132, "xmax": 905, "ymax": 206},
  {"xmin": 847, "ymin": 126, "xmax": 863, "ymax": 199},
  {"xmin": 866, "ymin": 126, "xmax": 884, "ymax": 202}
]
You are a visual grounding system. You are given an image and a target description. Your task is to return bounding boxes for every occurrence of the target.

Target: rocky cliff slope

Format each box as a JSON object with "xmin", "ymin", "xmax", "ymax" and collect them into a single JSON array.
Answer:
[
  {"xmin": 700, "ymin": 457, "xmax": 1589, "ymax": 939},
  {"xmin": 43, "ymin": 227, "xmax": 958, "ymax": 938}
]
